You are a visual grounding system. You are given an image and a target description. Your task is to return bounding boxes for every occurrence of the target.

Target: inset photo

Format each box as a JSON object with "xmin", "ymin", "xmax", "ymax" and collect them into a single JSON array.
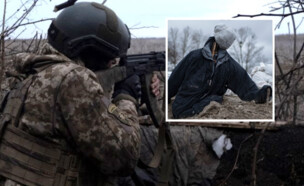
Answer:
[{"xmin": 166, "ymin": 19, "xmax": 274, "ymax": 122}]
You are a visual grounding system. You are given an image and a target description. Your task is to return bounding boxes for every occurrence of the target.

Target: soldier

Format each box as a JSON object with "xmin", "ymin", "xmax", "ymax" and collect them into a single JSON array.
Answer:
[{"xmin": 0, "ymin": 2, "xmax": 159, "ymax": 186}]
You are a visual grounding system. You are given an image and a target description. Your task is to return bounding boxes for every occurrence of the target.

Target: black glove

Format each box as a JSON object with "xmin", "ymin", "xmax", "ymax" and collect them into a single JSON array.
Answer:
[
  {"xmin": 113, "ymin": 74, "xmax": 141, "ymax": 100},
  {"xmin": 255, "ymin": 85, "xmax": 272, "ymax": 104}
]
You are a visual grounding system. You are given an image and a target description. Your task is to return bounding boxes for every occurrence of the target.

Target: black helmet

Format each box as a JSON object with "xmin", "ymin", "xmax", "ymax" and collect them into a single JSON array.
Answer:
[{"xmin": 47, "ymin": 2, "xmax": 130, "ymax": 59}]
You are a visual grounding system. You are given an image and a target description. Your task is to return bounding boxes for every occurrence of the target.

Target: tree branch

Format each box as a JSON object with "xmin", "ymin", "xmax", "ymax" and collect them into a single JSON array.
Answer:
[
  {"xmin": 218, "ymin": 134, "xmax": 254, "ymax": 186},
  {"xmin": 233, "ymin": 10, "xmax": 304, "ymax": 18},
  {"xmin": 251, "ymin": 123, "xmax": 270, "ymax": 186},
  {"xmin": 3, "ymin": 18, "xmax": 53, "ymax": 37},
  {"xmin": 0, "ymin": 0, "xmax": 7, "ymax": 88},
  {"xmin": 275, "ymin": 52, "xmax": 288, "ymax": 86}
]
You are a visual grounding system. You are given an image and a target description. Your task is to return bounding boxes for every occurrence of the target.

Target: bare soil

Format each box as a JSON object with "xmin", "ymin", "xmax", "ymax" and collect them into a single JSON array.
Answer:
[
  {"xmin": 168, "ymin": 95, "xmax": 272, "ymax": 120},
  {"xmin": 213, "ymin": 125, "xmax": 304, "ymax": 186}
]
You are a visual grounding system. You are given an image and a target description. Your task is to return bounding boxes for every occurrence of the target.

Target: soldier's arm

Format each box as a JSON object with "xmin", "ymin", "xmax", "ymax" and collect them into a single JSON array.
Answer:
[{"xmin": 57, "ymin": 67, "xmax": 140, "ymax": 176}]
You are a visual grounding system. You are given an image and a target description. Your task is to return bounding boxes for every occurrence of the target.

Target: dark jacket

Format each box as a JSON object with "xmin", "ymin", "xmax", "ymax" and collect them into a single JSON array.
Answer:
[{"xmin": 168, "ymin": 37, "xmax": 266, "ymax": 118}]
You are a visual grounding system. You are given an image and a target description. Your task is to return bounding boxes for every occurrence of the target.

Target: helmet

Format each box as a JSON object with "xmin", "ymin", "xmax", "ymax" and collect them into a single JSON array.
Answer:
[{"xmin": 47, "ymin": 2, "xmax": 130, "ymax": 59}]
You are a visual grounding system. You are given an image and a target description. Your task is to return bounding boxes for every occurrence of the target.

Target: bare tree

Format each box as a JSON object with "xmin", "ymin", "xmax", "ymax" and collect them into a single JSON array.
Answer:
[
  {"xmin": 180, "ymin": 26, "xmax": 191, "ymax": 58},
  {"xmin": 230, "ymin": 27, "xmax": 264, "ymax": 72},
  {"xmin": 236, "ymin": 2, "xmax": 298, "ymax": 123},
  {"xmin": 168, "ymin": 27, "xmax": 179, "ymax": 65},
  {"xmin": 169, "ymin": 26, "xmax": 207, "ymax": 67},
  {"xmin": 191, "ymin": 29, "xmax": 205, "ymax": 50},
  {"xmin": 0, "ymin": 0, "xmax": 7, "ymax": 87},
  {"xmin": 0, "ymin": 0, "xmax": 53, "ymax": 89},
  {"xmin": 234, "ymin": 1, "xmax": 304, "ymax": 123}
]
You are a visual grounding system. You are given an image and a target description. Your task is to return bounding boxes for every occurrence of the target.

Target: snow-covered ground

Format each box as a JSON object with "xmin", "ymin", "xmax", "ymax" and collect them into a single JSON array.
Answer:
[
  {"xmin": 167, "ymin": 62, "xmax": 175, "ymax": 78},
  {"xmin": 250, "ymin": 62, "xmax": 273, "ymax": 88}
]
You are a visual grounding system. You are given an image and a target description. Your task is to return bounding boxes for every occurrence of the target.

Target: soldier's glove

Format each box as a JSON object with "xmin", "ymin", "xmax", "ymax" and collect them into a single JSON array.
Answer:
[
  {"xmin": 212, "ymin": 134, "xmax": 233, "ymax": 159},
  {"xmin": 113, "ymin": 74, "xmax": 141, "ymax": 104},
  {"xmin": 255, "ymin": 85, "xmax": 272, "ymax": 104}
]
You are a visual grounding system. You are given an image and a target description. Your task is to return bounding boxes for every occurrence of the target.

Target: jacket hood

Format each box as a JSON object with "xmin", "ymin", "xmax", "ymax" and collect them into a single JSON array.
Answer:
[
  {"xmin": 201, "ymin": 37, "xmax": 229, "ymax": 66},
  {"xmin": 14, "ymin": 43, "xmax": 74, "ymax": 74}
]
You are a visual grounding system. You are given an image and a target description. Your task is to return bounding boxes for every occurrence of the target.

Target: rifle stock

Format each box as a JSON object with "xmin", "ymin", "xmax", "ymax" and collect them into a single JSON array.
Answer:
[{"xmin": 96, "ymin": 51, "xmax": 165, "ymax": 128}]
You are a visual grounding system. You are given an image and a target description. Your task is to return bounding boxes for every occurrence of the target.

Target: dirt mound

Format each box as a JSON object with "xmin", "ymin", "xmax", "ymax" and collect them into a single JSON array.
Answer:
[
  {"xmin": 213, "ymin": 125, "xmax": 304, "ymax": 185},
  {"xmin": 168, "ymin": 95, "xmax": 272, "ymax": 119}
]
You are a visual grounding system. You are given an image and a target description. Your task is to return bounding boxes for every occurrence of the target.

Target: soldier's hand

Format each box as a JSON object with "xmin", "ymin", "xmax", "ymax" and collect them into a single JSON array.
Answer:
[
  {"xmin": 151, "ymin": 73, "xmax": 160, "ymax": 97},
  {"xmin": 113, "ymin": 74, "xmax": 141, "ymax": 100}
]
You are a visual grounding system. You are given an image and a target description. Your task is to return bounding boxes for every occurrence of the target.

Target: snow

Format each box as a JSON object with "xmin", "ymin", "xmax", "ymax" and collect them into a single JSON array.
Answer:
[
  {"xmin": 250, "ymin": 62, "xmax": 273, "ymax": 88},
  {"xmin": 168, "ymin": 62, "xmax": 175, "ymax": 71},
  {"xmin": 167, "ymin": 62, "xmax": 175, "ymax": 78},
  {"xmin": 226, "ymin": 62, "xmax": 273, "ymax": 95}
]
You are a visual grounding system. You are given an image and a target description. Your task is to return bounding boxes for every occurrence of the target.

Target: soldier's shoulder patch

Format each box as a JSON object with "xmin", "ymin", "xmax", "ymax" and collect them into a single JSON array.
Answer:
[{"xmin": 108, "ymin": 103, "xmax": 131, "ymax": 126}]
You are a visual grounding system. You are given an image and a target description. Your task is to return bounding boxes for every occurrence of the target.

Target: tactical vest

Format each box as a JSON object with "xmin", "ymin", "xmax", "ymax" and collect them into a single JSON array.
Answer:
[{"xmin": 0, "ymin": 63, "xmax": 86, "ymax": 186}]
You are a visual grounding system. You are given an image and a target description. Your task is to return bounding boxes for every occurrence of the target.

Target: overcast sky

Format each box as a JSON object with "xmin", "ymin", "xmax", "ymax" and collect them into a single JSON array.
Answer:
[
  {"xmin": 168, "ymin": 19, "xmax": 273, "ymax": 63},
  {"xmin": 0, "ymin": 0, "xmax": 303, "ymax": 38}
]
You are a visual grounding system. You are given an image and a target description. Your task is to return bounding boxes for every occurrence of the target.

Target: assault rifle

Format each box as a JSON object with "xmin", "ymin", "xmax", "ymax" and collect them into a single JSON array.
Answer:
[{"xmin": 95, "ymin": 51, "xmax": 165, "ymax": 127}]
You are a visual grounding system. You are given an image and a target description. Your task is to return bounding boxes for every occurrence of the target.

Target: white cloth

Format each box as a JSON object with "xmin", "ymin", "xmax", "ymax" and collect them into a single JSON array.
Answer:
[{"xmin": 212, "ymin": 134, "xmax": 233, "ymax": 158}]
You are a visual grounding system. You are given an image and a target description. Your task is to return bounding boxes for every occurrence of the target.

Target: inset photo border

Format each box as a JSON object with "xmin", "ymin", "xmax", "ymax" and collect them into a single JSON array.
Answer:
[{"xmin": 166, "ymin": 19, "xmax": 275, "ymax": 122}]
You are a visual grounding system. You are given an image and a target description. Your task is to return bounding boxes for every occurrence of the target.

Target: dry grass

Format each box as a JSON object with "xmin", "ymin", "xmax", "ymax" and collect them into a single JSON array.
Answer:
[
  {"xmin": 168, "ymin": 96, "xmax": 272, "ymax": 120},
  {"xmin": 275, "ymin": 34, "xmax": 304, "ymax": 64},
  {"xmin": 128, "ymin": 37, "xmax": 165, "ymax": 54},
  {"xmin": 0, "ymin": 37, "xmax": 165, "ymax": 88},
  {"xmin": 4, "ymin": 37, "xmax": 165, "ymax": 56},
  {"xmin": 275, "ymin": 34, "xmax": 304, "ymax": 122}
]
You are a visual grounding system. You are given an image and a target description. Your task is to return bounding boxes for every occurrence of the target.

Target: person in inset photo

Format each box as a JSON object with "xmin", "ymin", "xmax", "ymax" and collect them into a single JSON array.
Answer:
[{"xmin": 168, "ymin": 23, "xmax": 272, "ymax": 119}]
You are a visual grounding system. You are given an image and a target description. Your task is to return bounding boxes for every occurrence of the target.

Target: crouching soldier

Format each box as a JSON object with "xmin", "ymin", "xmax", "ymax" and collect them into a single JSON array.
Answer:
[
  {"xmin": 168, "ymin": 25, "xmax": 272, "ymax": 119},
  {"xmin": 0, "ymin": 2, "xmax": 144, "ymax": 186}
]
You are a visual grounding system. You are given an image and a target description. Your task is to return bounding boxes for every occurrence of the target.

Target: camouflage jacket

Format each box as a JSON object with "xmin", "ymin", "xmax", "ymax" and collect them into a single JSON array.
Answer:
[{"xmin": 7, "ymin": 44, "xmax": 141, "ymax": 177}]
